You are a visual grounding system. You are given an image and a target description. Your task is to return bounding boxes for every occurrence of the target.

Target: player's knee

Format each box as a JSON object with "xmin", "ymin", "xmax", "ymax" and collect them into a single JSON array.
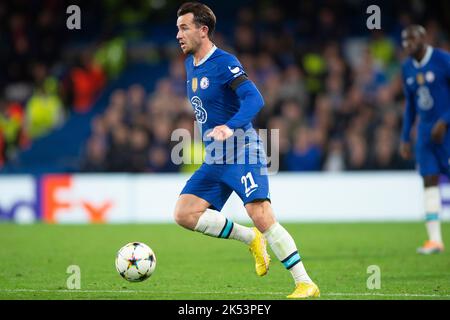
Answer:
[
  {"xmin": 245, "ymin": 200, "xmax": 275, "ymax": 231},
  {"xmin": 246, "ymin": 200, "xmax": 269, "ymax": 214},
  {"xmin": 424, "ymin": 175, "xmax": 439, "ymax": 188},
  {"xmin": 173, "ymin": 206, "xmax": 202, "ymax": 229},
  {"xmin": 173, "ymin": 207, "xmax": 190, "ymax": 227}
]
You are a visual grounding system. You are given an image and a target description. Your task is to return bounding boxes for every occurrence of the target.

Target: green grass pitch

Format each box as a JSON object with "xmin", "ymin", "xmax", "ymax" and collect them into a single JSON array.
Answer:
[{"xmin": 0, "ymin": 222, "xmax": 449, "ymax": 300}]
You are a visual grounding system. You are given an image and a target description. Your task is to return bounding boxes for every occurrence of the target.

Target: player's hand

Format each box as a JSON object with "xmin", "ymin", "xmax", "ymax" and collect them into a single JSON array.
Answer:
[
  {"xmin": 399, "ymin": 142, "xmax": 413, "ymax": 160},
  {"xmin": 431, "ymin": 120, "xmax": 447, "ymax": 144},
  {"xmin": 207, "ymin": 125, "xmax": 233, "ymax": 141}
]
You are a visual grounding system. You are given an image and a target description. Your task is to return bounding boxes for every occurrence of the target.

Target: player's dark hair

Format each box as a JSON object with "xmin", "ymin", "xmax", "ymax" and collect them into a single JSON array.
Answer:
[{"xmin": 177, "ymin": 2, "xmax": 216, "ymax": 39}]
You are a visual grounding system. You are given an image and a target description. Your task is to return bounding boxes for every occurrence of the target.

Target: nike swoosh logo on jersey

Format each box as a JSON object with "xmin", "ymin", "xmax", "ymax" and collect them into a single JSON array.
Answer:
[
  {"xmin": 246, "ymin": 188, "xmax": 258, "ymax": 198},
  {"xmin": 228, "ymin": 66, "xmax": 240, "ymax": 74}
]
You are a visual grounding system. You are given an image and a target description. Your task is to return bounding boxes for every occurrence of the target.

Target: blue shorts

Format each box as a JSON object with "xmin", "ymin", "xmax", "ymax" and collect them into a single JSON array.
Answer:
[
  {"xmin": 180, "ymin": 163, "xmax": 270, "ymax": 211},
  {"xmin": 416, "ymin": 134, "xmax": 450, "ymax": 177}
]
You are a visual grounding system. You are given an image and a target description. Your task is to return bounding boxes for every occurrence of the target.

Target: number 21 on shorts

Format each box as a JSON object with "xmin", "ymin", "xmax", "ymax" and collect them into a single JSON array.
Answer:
[{"xmin": 241, "ymin": 172, "xmax": 259, "ymax": 198}]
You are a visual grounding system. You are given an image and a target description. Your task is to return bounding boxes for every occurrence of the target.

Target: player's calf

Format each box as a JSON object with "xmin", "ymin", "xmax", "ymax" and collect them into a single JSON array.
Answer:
[
  {"xmin": 245, "ymin": 201, "xmax": 317, "ymax": 290},
  {"xmin": 174, "ymin": 196, "xmax": 256, "ymax": 244},
  {"xmin": 194, "ymin": 210, "xmax": 270, "ymax": 276},
  {"xmin": 263, "ymin": 222, "xmax": 313, "ymax": 283},
  {"xmin": 264, "ymin": 222, "xmax": 319, "ymax": 298},
  {"xmin": 194, "ymin": 209, "xmax": 256, "ymax": 243},
  {"xmin": 419, "ymin": 185, "xmax": 444, "ymax": 253}
]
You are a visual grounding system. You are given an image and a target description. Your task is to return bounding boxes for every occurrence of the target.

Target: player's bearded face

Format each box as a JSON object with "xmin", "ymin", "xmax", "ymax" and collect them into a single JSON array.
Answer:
[{"xmin": 176, "ymin": 14, "xmax": 202, "ymax": 55}]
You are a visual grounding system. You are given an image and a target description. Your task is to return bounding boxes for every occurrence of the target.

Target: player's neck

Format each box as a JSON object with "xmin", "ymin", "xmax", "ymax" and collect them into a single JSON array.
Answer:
[{"xmin": 193, "ymin": 41, "xmax": 214, "ymax": 66}]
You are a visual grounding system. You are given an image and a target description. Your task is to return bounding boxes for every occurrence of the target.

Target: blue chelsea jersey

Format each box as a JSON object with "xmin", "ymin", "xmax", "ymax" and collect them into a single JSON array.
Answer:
[
  {"xmin": 402, "ymin": 47, "xmax": 450, "ymax": 138},
  {"xmin": 184, "ymin": 46, "xmax": 265, "ymax": 164},
  {"xmin": 185, "ymin": 46, "xmax": 252, "ymax": 132}
]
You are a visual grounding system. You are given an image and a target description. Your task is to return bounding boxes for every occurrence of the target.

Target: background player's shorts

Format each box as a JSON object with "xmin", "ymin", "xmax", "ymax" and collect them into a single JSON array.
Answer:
[
  {"xmin": 180, "ymin": 163, "xmax": 270, "ymax": 211},
  {"xmin": 416, "ymin": 134, "xmax": 450, "ymax": 177}
]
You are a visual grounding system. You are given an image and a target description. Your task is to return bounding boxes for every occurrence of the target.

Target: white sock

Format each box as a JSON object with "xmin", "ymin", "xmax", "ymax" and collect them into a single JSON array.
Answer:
[
  {"xmin": 263, "ymin": 222, "xmax": 313, "ymax": 284},
  {"xmin": 229, "ymin": 223, "xmax": 255, "ymax": 245},
  {"xmin": 426, "ymin": 218, "xmax": 442, "ymax": 243},
  {"xmin": 194, "ymin": 209, "xmax": 255, "ymax": 244},
  {"xmin": 424, "ymin": 187, "xmax": 443, "ymax": 244}
]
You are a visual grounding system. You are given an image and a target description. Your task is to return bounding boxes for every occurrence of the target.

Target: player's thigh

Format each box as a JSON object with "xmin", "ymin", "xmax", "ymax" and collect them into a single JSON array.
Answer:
[
  {"xmin": 180, "ymin": 164, "xmax": 233, "ymax": 213},
  {"xmin": 222, "ymin": 164, "xmax": 270, "ymax": 203},
  {"xmin": 222, "ymin": 164, "xmax": 274, "ymax": 229}
]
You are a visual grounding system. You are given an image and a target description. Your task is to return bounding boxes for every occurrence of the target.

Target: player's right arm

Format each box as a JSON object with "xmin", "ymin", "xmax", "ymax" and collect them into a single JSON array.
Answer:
[{"xmin": 400, "ymin": 66, "xmax": 417, "ymax": 160}]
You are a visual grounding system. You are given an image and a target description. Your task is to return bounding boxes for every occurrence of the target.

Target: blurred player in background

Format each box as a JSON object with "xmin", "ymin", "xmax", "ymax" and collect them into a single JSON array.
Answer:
[
  {"xmin": 173, "ymin": 2, "xmax": 319, "ymax": 298},
  {"xmin": 400, "ymin": 25, "xmax": 450, "ymax": 254}
]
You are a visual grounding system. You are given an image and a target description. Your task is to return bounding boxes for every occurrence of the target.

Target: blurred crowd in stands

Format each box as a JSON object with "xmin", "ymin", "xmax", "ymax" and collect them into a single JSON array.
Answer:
[
  {"xmin": 82, "ymin": 1, "xmax": 450, "ymax": 173},
  {"xmin": 0, "ymin": 1, "xmax": 125, "ymax": 168},
  {"xmin": 2, "ymin": 1, "xmax": 450, "ymax": 173}
]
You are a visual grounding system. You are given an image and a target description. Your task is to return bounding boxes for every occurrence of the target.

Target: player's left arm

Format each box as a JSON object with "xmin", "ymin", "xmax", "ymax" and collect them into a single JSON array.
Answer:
[
  {"xmin": 225, "ymin": 77, "xmax": 264, "ymax": 130},
  {"xmin": 208, "ymin": 77, "xmax": 264, "ymax": 141},
  {"xmin": 208, "ymin": 60, "xmax": 264, "ymax": 141},
  {"xmin": 431, "ymin": 51, "xmax": 450, "ymax": 143}
]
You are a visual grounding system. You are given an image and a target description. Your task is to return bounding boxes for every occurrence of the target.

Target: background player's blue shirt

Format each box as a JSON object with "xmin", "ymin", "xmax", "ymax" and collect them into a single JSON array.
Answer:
[
  {"xmin": 184, "ymin": 46, "xmax": 266, "ymax": 164},
  {"xmin": 401, "ymin": 47, "xmax": 450, "ymax": 143}
]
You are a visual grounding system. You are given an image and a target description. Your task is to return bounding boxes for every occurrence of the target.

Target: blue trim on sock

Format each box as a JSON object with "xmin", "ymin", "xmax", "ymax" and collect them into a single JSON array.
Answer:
[
  {"xmin": 281, "ymin": 251, "xmax": 298, "ymax": 264},
  {"xmin": 223, "ymin": 220, "xmax": 233, "ymax": 238},
  {"xmin": 426, "ymin": 213, "xmax": 439, "ymax": 221},
  {"xmin": 219, "ymin": 219, "xmax": 233, "ymax": 238},
  {"xmin": 282, "ymin": 252, "xmax": 301, "ymax": 269}
]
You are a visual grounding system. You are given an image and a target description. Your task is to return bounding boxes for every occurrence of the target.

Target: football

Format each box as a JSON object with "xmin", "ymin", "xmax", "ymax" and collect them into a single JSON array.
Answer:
[{"xmin": 115, "ymin": 242, "xmax": 156, "ymax": 282}]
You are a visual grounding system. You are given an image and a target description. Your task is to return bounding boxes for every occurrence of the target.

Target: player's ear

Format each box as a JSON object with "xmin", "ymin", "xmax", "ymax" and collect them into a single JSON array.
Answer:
[{"xmin": 200, "ymin": 25, "xmax": 209, "ymax": 39}]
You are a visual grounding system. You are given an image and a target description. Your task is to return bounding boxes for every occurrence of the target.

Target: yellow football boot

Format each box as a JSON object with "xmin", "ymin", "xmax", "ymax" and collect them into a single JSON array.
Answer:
[
  {"xmin": 287, "ymin": 282, "xmax": 320, "ymax": 299},
  {"xmin": 248, "ymin": 227, "xmax": 270, "ymax": 276}
]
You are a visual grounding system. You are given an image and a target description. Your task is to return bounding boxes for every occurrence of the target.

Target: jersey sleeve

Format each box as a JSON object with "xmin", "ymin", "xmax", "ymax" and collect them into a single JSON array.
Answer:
[
  {"xmin": 400, "ymin": 65, "xmax": 417, "ymax": 143},
  {"xmin": 215, "ymin": 54, "xmax": 264, "ymax": 129},
  {"xmin": 216, "ymin": 55, "xmax": 248, "ymax": 88},
  {"xmin": 225, "ymin": 80, "xmax": 265, "ymax": 130}
]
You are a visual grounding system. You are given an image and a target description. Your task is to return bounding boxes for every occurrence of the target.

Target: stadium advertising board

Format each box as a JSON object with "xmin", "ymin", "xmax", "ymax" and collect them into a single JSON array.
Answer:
[
  {"xmin": 0, "ymin": 176, "xmax": 38, "ymax": 223},
  {"xmin": 2, "ymin": 172, "xmax": 450, "ymax": 223},
  {"xmin": 41, "ymin": 174, "xmax": 132, "ymax": 223}
]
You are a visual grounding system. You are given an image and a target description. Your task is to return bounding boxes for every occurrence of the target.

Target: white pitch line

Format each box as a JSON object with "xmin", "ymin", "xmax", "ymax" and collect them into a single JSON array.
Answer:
[{"xmin": 0, "ymin": 289, "xmax": 449, "ymax": 298}]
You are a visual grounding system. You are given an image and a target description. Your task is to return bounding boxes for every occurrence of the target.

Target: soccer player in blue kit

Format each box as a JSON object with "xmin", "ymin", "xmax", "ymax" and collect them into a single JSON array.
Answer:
[
  {"xmin": 173, "ymin": 2, "xmax": 319, "ymax": 298},
  {"xmin": 400, "ymin": 25, "xmax": 450, "ymax": 254}
]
